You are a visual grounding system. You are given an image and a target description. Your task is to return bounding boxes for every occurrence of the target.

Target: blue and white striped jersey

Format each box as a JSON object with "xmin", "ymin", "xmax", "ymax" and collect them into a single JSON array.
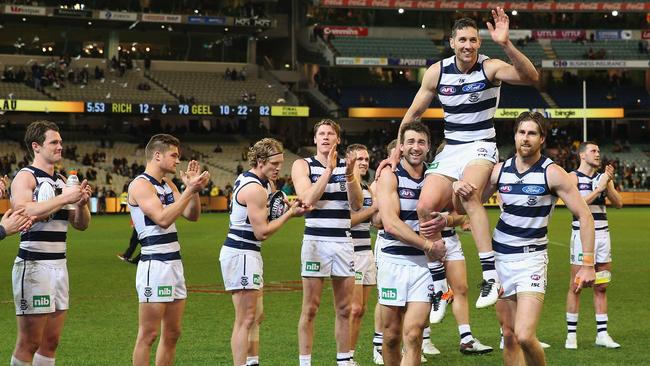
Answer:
[
  {"xmin": 351, "ymin": 183, "xmax": 372, "ymax": 252},
  {"xmin": 18, "ymin": 166, "xmax": 69, "ymax": 257},
  {"xmin": 129, "ymin": 173, "xmax": 180, "ymax": 256},
  {"xmin": 224, "ymin": 172, "xmax": 272, "ymax": 252},
  {"xmin": 572, "ymin": 171, "xmax": 608, "ymax": 231},
  {"xmin": 303, "ymin": 156, "xmax": 351, "ymax": 242},
  {"xmin": 492, "ymin": 156, "xmax": 558, "ymax": 255},
  {"xmin": 437, "ymin": 54, "xmax": 500, "ymax": 143},
  {"xmin": 379, "ymin": 161, "xmax": 427, "ymax": 265}
]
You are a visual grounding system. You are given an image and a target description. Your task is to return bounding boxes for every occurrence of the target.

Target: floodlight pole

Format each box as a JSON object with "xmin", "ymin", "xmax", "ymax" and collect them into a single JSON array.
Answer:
[{"xmin": 583, "ymin": 80, "xmax": 587, "ymax": 142}]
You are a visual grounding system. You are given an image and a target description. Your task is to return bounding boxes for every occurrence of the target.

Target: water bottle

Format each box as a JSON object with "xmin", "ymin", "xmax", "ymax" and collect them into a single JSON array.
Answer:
[{"xmin": 63, "ymin": 173, "xmax": 80, "ymax": 210}]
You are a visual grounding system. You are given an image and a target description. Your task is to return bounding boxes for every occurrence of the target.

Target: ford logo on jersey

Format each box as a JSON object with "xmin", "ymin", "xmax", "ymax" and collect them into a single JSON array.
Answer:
[
  {"xmin": 522, "ymin": 185, "xmax": 545, "ymax": 195},
  {"xmin": 499, "ymin": 185, "xmax": 512, "ymax": 193},
  {"xmin": 462, "ymin": 82, "xmax": 486, "ymax": 93},
  {"xmin": 439, "ymin": 86, "xmax": 456, "ymax": 95},
  {"xmin": 332, "ymin": 174, "xmax": 346, "ymax": 183},
  {"xmin": 399, "ymin": 188, "xmax": 416, "ymax": 199}
]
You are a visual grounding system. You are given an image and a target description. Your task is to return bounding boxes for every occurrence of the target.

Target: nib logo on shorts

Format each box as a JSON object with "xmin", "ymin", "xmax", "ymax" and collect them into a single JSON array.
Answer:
[
  {"xmin": 381, "ymin": 288, "xmax": 397, "ymax": 300},
  {"xmin": 33, "ymin": 295, "xmax": 50, "ymax": 308},
  {"xmin": 355, "ymin": 271, "xmax": 363, "ymax": 281},
  {"xmin": 253, "ymin": 274, "xmax": 261, "ymax": 285},
  {"xmin": 157, "ymin": 286, "xmax": 172, "ymax": 297},
  {"xmin": 305, "ymin": 261, "xmax": 321, "ymax": 272}
]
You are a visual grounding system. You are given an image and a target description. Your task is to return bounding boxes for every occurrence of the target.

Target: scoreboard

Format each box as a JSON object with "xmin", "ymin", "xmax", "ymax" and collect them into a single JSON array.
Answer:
[
  {"xmin": 0, "ymin": 99, "xmax": 309, "ymax": 117},
  {"xmin": 85, "ymin": 102, "xmax": 274, "ymax": 117}
]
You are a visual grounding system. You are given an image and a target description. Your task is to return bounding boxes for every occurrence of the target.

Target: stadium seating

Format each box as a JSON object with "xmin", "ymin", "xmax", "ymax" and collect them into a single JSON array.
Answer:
[
  {"xmin": 552, "ymin": 40, "xmax": 647, "ymax": 60},
  {"xmin": 330, "ymin": 37, "xmax": 442, "ymax": 59},
  {"xmin": 147, "ymin": 71, "xmax": 286, "ymax": 105},
  {"xmin": 44, "ymin": 69, "xmax": 176, "ymax": 104},
  {"xmin": 480, "ymin": 39, "xmax": 546, "ymax": 65},
  {"xmin": 0, "ymin": 78, "xmax": 49, "ymax": 100}
]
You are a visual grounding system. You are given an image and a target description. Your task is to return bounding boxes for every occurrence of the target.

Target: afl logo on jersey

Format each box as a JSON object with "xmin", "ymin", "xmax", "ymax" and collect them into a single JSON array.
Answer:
[
  {"xmin": 310, "ymin": 174, "xmax": 319, "ymax": 183},
  {"xmin": 462, "ymin": 82, "xmax": 486, "ymax": 93},
  {"xmin": 399, "ymin": 188, "xmax": 416, "ymax": 199},
  {"xmin": 439, "ymin": 86, "xmax": 456, "ymax": 95},
  {"xmin": 363, "ymin": 198, "xmax": 373, "ymax": 206},
  {"xmin": 499, "ymin": 185, "xmax": 512, "ymax": 193},
  {"xmin": 522, "ymin": 185, "xmax": 545, "ymax": 195},
  {"xmin": 578, "ymin": 183, "xmax": 591, "ymax": 190}
]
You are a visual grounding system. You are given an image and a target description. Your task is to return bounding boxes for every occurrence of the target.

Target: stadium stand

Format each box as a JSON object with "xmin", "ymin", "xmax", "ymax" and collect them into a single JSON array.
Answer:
[
  {"xmin": 552, "ymin": 40, "xmax": 649, "ymax": 60},
  {"xmin": 330, "ymin": 37, "xmax": 443, "ymax": 59},
  {"xmin": 147, "ymin": 70, "xmax": 286, "ymax": 105}
]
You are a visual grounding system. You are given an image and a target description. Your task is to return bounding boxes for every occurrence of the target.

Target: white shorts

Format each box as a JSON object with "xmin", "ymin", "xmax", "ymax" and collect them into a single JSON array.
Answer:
[
  {"xmin": 12, "ymin": 259, "xmax": 69, "ymax": 315},
  {"xmin": 354, "ymin": 250, "xmax": 377, "ymax": 286},
  {"xmin": 301, "ymin": 239, "xmax": 355, "ymax": 277},
  {"xmin": 136, "ymin": 259, "xmax": 187, "ymax": 303},
  {"xmin": 426, "ymin": 140, "xmax": 498, "ymax": 180},
  {"xmin": 570, "ymin": 229, "xmax": 611, "ymax": 265},
  {"xmin": 219, "ymin": 246, "xmax": 264, "ymax": 291},
  {"xmin": 443, "ymin": 233, "xmax": 465, "ymax": 261},
  {"xmin": 377, "ymin": 259, "xmax": 433, "ymax": 306},
  {"xmin": 496, "ymin": 252, "xmax": 548, "ymax": 298}
]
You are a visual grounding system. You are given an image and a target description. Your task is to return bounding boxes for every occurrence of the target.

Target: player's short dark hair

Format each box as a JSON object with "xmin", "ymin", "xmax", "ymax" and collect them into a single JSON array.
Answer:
[
  {"xmin": 400, "ymin": 122, "xmax": 430, "ymax": 144},
  {"xmin": 386, "ymin": 139, "xmax": 397, "ymax": 155},
  {"xmin": 313, "ymin": 119, "xmax": 340, "ymax": 138},
  {"xmin": 579, "ymin": 141, "xmax": 598, "ymax": 153},
  {"xmin": 346, "ymin": 143, "xmax": 367, "ymax": 155},
  {"xmin": 145, "ymin": 134, "xmax": 181, "ymax": 161},
  {"xmin": 451, "ymin": 17, "xmax": 478, "ymax": 38},
  {"xmin": 24, "ymin": 120, "xmax": 59, "ymax": 158},
  {"xmin": 513, "ymin": 111, "xmax": 548, "ymax": 137}
]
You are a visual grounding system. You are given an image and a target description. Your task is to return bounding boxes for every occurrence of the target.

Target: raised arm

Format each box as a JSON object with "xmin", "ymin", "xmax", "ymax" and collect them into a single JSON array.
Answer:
[
  {"xmin": 548, "ymin": 164, "xmax": 595, "ymax": 289},
  {"xmin": 483, "ymin": 7, "xmax": 539, "ymax": 85},
  {"xmin": 11, "ymin": 170, "xmax": 82, "ymax": 221},
  {"xmin": 351, "ymin": 185, "xmax": 377, "ymax": 227},
  {"xmin": 241, "ymin": 183, "xmax": 306, "ymax": 241},
  {"xmin": 400, "ymin": 62, "xmax": 440, "ymax": 128},
  {"xmin": 345, "ymin": 150, "xmax": 363, "ymax": 211},
  {"xmin": 177, "ymin": 160, "xmax": 210, "ymax": 221}
]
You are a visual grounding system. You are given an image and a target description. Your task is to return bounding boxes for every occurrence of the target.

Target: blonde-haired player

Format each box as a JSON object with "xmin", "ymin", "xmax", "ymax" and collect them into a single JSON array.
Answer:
[{"xmin": 220, "ymin": 138, "xmax": 308, "ymax": 366}]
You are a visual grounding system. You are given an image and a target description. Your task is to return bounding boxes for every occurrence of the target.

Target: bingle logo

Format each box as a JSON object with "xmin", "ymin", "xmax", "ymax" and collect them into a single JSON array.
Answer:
[
  {"xmin": 500, "ymin": 185, "xmax": 512, "ymax": 193},
  {"xmin": 399, "ymin": 189, "xmax": 415, "ymax": 198},
  {"xmin": 522, "ymin": 185, "xmax": 545, "ymax": 195},
  {"xmin": 439, "ymin": 86, "xmax": 456, "ymax": 95},
  {"xmin": 462, "ymin": 82, "xmax": 485, "ymax": 93}
]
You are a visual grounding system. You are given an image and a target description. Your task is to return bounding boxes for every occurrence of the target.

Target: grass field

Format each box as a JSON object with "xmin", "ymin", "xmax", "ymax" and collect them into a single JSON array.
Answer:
[{"xmin": 1, "ymin": 207, "xmax": 649, "ymax": 365}]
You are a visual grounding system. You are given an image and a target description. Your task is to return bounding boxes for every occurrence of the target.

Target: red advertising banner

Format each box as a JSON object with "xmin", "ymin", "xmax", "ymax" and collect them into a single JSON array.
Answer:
[
  {"xmin": 319, "ymin": 1, "xmax": 650, "ymax": 12},
  {"xmin": 322, "ymin": 26, "xmax": 369, "ymax": 37},
  {"xmin": 532, "ymin": 30, "xmax": 586, "ymax": 40}
]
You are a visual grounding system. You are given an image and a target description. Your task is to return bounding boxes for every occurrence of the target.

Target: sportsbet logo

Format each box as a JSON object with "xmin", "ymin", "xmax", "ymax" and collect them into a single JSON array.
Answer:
[
  {"xmin": 158, "ymin": 286, "xmax": 172, "ymax": 297},
  {"xmin": 381, "ymin": 288, "xmax": 397, "ymax": 300},
  {"xmin": 305, "ymin": 261, "xmax": 321, "ymax": 272},
  {"xmin": 33, "ymin": 295, "xmax": 50, "ymax": 308}
]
